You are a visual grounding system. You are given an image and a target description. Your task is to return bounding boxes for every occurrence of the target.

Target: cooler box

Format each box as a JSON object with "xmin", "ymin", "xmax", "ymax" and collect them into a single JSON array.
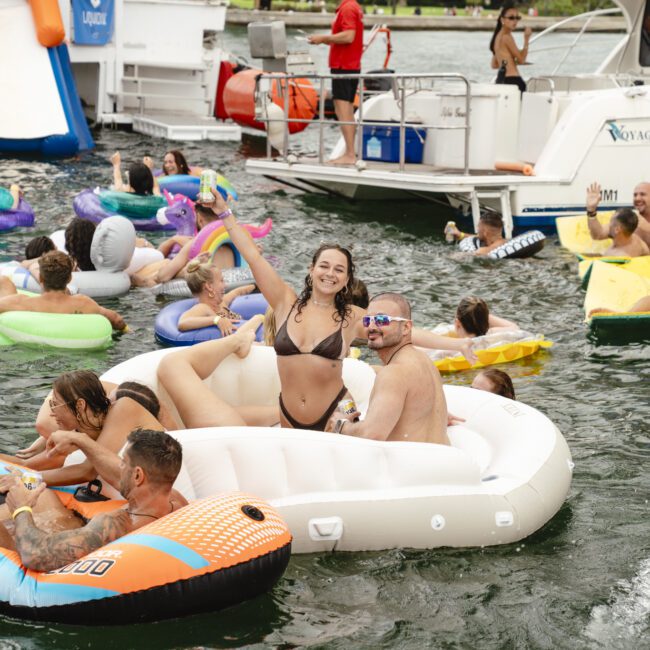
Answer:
[{"xmin": 362, "ymin": 124, "xmax": 426, "ymax": 163}]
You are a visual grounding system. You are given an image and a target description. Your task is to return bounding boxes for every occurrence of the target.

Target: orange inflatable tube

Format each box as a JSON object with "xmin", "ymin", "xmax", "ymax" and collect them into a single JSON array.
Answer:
[
  {"xmin": 28, "ymin": 0, "xmax": 65, "ymax": 47},
  {"xmin": 495, "ymin": 161, "xmax": 535, "ymax": 176}
]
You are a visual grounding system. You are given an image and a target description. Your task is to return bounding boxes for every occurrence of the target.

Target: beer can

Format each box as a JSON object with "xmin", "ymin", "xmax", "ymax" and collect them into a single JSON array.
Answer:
[
  {"xmin": 444, "ymin": 221, "xmax": 456, "ymax": 243},
  {"xmin": 199, "ymin": 169, "xmax": 218, "ymax": 203},
  {"xmin": 338, "ymin": 399, "xmax": 357, "ymax": 416},
  {"xmin": 22, "ymin": 471, "xmax": 42, "ymax": 491}
]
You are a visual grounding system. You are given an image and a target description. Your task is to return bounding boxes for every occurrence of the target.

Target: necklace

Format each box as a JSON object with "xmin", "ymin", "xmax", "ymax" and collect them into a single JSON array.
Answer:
[
  {"xmin": 312, "ymin": 298, "xmax": 334, "ymax": 308},
  {"xmin": 385, "ymin": 342, "xmax": 412, "ymax": 365},
  {"xmin": 127, "ymin": 500, "xmax": 174, "ymax": 520}
]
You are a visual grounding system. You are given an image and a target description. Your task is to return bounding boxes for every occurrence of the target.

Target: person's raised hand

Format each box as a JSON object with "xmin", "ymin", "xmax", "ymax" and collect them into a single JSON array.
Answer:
[
  {"xmin": 110, "ymin": 151, "xmax": 121, "ymax": 167},
  {"xmin": 586, "ymin": 182, "xmax": 601, "ymax": 213},
  {"xmin": 524, "ymin": 26, "xmax": 532, "ymax": 39}
]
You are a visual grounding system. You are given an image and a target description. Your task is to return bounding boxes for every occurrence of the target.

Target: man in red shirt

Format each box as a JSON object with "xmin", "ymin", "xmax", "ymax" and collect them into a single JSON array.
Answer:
[{"xmin": 309, "ymin": 0, "xmax": 364, "ymax": 164}]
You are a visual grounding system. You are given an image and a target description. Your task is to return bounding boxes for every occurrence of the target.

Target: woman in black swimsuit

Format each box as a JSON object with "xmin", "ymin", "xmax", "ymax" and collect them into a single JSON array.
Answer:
[
  {"xmin": 179, "ymin": 189, "xmax": 366, "ymax": 432},
  {"xmin": 490, "ymin": 2, "xmax": 532, "ymax": 94}
]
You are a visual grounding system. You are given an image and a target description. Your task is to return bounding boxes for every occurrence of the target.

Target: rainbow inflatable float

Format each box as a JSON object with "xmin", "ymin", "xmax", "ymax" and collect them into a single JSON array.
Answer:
[
  {"xmin": 418, "ymin": 326, "xmax": 552, "ymax": 373},
  {"xmin": 189, "ymin": 218, "xmax": 273, "ymax": 264},
  {"xmin": 0, "ymin": 464, "xmax": 291, "ymax": 624}
]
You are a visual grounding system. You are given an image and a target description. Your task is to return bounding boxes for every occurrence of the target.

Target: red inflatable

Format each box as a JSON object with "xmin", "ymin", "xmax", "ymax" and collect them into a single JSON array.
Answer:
[{"xmin": 222, "ymin": 69, "xmax": 317, "ymax": 134}]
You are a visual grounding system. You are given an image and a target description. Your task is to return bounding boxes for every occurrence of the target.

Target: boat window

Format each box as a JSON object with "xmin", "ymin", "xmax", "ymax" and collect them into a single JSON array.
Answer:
[{"xmin": 641, "ymin": 0, "xmax": 650, "ymax": 67}]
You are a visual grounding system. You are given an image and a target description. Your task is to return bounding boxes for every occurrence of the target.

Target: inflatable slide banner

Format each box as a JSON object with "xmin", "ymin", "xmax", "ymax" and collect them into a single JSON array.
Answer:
[{"xmin": 71, "ymin": 0, "xmax": 114, "ymax": 45}]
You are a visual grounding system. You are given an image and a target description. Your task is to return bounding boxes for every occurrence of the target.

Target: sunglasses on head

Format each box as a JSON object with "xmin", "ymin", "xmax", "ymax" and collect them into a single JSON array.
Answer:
[
  {"xmin": 504, "ymin": 14, "xmax": 521, "ymax": 21},
  {"xmin": 362, "ymin": 315, "xmax": 411, "ymax": 328}
]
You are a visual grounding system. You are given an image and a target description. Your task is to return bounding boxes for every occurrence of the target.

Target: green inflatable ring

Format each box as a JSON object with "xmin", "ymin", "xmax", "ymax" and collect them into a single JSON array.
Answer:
[
  {"xmin": 0, "ymin": 312, "xmax": 113, "ymax": 349},
  {"xmin": 99, "ymin": 191, "xmax": 166, "ymax": 219}
]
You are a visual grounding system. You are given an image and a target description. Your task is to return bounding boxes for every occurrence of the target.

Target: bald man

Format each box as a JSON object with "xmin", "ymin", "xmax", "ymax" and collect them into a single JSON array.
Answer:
[
  {"xmin": 586, "ymin": 182, "xmax": 650, "ymax": 248},
  {"xmin": 326, "ymin": 292, "xmax": 449, "ymax": 445}
]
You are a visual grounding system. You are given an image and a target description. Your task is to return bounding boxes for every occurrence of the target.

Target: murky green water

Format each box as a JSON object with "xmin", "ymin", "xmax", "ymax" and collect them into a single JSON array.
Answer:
[{"xmin": 1, "ymin": 27, "xmax": 648, "ymax": 650}]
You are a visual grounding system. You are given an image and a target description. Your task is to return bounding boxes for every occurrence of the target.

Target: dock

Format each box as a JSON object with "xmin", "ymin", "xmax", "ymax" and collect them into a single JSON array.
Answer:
[{"xmin": 226, "ymin": 9, "xmax": 626, "ymax": 32}]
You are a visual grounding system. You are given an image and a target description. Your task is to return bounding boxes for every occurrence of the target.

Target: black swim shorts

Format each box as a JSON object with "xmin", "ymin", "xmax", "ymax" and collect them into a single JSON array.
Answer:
[{"xmin": 331, "ymin": 68, "xmax": 360, "ymax": 103}]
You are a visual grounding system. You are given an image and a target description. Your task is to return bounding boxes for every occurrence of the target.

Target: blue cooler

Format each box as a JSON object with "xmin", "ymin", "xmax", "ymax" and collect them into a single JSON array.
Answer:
[{"xmin": 362, "ymin": 123, "xmax": 426, "ymax": 163}]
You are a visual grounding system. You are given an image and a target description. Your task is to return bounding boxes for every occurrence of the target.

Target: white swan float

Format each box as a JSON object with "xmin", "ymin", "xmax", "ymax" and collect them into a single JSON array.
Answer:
[{"xmin": 101, "ymin": 346, "xmax": 573, "ymax": 553}]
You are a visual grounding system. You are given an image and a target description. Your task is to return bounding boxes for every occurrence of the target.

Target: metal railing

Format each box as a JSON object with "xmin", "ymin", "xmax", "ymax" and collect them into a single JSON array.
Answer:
[
  {"xmin": 255, "ymin": 71, "xmax": 473, "ymax": 174},
  {"xmin": 528, "ymin": 7, "xmax": 625, "ymax": 76}
]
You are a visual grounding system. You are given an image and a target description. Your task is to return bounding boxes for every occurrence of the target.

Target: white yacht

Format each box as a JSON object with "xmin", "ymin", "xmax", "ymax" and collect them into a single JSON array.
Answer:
[{"xmin": 245, "ymin": 0, "xmax": 650, "ymax": 234}]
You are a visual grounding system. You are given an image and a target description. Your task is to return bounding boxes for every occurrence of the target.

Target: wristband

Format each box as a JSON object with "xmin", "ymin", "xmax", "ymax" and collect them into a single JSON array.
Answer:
[
  {"xmin": 213, "ymin": 315, "xmax": 221, "ymax": 326},
  {"xmin": 216, "ymin": 209, "xmax": 233, "ymax": 220},
  {"xmin": 587, "ymin": 210, "xmax": 598, "ymax": 218},
  {"xmin": 333, "ymin": 419, "xmax": 347, "ymax": 434},
  {"xmin": 11, "ymin": 505, "xmax": 33, "ymax": 520}
]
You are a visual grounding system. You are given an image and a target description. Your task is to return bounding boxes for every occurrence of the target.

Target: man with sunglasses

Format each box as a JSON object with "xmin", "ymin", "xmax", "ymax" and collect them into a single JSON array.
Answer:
[{"xmin": 326, "ymin": 292, "xmax": 450, "ymax": 446}]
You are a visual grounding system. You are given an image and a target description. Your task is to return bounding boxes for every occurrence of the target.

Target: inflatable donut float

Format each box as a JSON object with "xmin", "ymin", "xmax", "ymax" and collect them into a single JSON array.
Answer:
[
  {"xmin": 3, "ymin": 217, "xmax": 135, "ymax": 298},
  {"xmin": 156, "ymin": 173, "xmax": 238, "ymax": 202},
  {"xmin": 458, "ymin": 230, "xmax": 546, "ymax": 259},
  {"xmin": 0, "ymin": 483, "xmax": 291, "ymax": 623},
  {"xmin": 0, "ymin": 199, "xmax": 35, "ymax": 233},
  {"xmin": 0, "ymin": 310, "xmax": 113, "ymax": 349},
  {"xmin": 155, "ymin": 294, "xmax": 268, "ymax": 347}
]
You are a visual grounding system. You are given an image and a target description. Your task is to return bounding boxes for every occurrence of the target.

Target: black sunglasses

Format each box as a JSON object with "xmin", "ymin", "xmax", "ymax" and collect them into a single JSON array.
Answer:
[{"xmin": 504, "ymin": 15, "xmax": 522, "ymax": 21}]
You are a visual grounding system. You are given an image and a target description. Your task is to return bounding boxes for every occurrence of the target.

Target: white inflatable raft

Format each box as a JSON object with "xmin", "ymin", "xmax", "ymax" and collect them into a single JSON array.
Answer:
[{"xmin": 101, "ymin": 346, "xmax": 573, "ymax": 553}]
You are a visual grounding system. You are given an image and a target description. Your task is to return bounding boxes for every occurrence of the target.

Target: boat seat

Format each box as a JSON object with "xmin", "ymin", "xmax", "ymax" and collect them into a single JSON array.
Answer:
[{"xmin": 517, "ymin": 92, "xmax": 559, "ymax": 164}]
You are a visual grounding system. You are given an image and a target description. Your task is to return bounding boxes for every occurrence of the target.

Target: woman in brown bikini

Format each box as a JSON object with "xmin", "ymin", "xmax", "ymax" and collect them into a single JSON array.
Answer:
[{"xmin": 160, "ymin": 189, "xmax": 366, "ymax": 432}]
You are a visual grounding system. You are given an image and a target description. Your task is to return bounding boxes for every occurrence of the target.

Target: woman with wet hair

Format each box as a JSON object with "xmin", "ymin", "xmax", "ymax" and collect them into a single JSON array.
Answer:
[
  {"xmin": 110, "ymin": 151, "xmax": 160, "ymax": 196},
  {"xmin": 472, "ymin": 368, "xmax": 516, "ymax": 400},
  {"xmin": 64, "ymin": 218, "xmax": 96, "ymax": 272},
  {"xmin": 160, "ymin": 150, "xmax": 201, "ymax": 177},
  {"xmin": 158, "ymin": 190, "xmax": 367, "ymax": 431},
  {"xmin": 178, "ymin": 260, "xmax": 256, "ymax": 336},
  {"xmin": 0, "ymin": 371, "xmax": 164, "ymax": 488},
  {"xmin": 454, "ymin": 296, "xmax": 518, "ymax": 337}
]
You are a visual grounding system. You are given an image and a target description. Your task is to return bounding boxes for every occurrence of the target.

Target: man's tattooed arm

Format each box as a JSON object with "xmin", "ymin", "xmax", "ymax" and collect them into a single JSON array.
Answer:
[{"xmin": 13, "ymin": 510, "xmax": 131, "ymax": 572}]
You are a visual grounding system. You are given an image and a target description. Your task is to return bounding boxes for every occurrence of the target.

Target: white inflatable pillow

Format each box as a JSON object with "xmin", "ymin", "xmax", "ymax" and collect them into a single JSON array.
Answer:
[{"xmin": 91, "ymin": 216, "xmax": 136, "ymax": 272}]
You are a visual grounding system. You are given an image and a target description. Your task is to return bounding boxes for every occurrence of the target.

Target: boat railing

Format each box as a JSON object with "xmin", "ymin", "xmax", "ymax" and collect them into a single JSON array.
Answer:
[
  {"xmin": 255, "ymin": 71, "xmax": 472, "ymax": 173},
  {"xmin": 528, "ymin": 7, "xmax": 625, "ymax": 76}
]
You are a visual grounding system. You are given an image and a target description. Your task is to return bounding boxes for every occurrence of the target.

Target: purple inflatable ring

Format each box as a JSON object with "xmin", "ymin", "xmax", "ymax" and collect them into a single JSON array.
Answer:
[
  {"xmin": 0, "ymin": 199, "xmax": 35, "ymax": 232},
  {"xmin": 73, "ymin": 189, "xmax": 174, "ymax": 232}
]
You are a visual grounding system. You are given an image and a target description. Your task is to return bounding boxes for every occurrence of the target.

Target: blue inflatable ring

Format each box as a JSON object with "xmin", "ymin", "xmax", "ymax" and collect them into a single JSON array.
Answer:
[{"xmin": 155, "ymin": 294, "xmax": 268, "ymax": 347}]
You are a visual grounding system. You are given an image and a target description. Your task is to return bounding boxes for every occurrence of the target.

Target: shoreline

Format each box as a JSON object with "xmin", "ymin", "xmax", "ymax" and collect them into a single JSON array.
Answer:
[{"xmin": 226, "ymin": 8, "xmax": 626, "ymax": 32}]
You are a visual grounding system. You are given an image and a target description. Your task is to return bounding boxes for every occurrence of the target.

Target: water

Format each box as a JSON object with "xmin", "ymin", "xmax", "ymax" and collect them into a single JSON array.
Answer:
[{"xmin": 1, "ymin": 27, "xmax": 649, "ymax": 650}]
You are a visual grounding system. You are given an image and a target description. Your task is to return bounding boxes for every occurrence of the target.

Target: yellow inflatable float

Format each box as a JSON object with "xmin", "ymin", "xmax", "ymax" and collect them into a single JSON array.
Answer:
[
  {"xmin": 584, "ymin": 261, "xmax": 650, "ymax": 343},
  {"xmin": 556, "ymin": 213, "xmax": 613, "ymax": 255},
  {"xmin": 578, "ymin": 255, "xmax": 650, "ymax": 287},
  {"xmin": 418, "ymin": 325, "xmax": 552, "ymax": 373}
]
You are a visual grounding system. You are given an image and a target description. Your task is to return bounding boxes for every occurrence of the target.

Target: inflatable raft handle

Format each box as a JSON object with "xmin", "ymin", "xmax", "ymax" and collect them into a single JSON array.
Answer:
[
  {"xmin": 28, "ymin": 0, "xmax": 65, "ymax": 47},
  {"xmin": 495, "ymin": 161, "xmax": 535, "ymax": 176}
]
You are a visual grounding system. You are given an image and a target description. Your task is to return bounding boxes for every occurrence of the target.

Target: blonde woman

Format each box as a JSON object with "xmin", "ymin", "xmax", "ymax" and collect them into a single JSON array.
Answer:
[{"xmin": 178, "ymin": 260, "xmax": 255, "ymax": 336}]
